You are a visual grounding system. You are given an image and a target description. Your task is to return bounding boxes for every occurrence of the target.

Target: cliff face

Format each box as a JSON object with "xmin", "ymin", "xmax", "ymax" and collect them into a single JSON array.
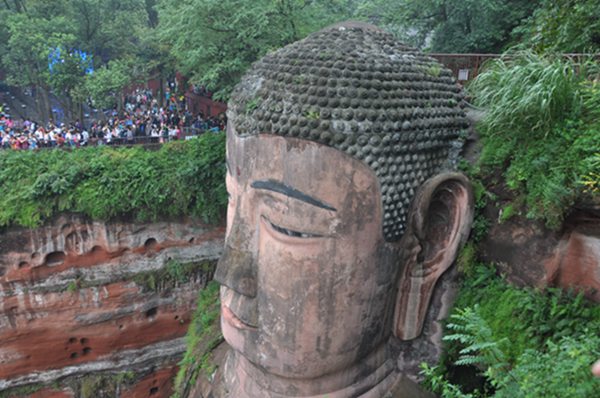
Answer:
[
  {"xmin": 481, "ymin": 207, "xmax": 600, "ymax": 303},
  {"xmin": 0, "ymin": 214, "xmax": 224, "ymax": 397}
]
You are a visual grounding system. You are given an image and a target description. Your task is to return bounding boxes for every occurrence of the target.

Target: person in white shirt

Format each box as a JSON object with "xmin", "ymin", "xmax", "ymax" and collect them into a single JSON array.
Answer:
[
  {"xmin": 81, "ymin": 129, "xmax": 89, "ymax": 146},
  {"xmin": 65, "ymin": 130, "xmax": 73, "ymax": 147},
  {"xmin": 48, "ymin": 130, "xmax": 56, "ymax": 147}
]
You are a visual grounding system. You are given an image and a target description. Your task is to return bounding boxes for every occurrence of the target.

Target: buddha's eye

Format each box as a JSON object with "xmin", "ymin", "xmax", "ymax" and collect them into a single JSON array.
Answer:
[{"xmin": 266, "ymin": 218, "xmax": 322, "ymax": 239}]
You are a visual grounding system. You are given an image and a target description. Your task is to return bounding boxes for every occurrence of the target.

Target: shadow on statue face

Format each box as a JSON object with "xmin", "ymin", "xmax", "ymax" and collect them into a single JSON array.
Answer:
[{"xmin": 215, "ymin": 130, "xmax": 400, "ymax": 378}]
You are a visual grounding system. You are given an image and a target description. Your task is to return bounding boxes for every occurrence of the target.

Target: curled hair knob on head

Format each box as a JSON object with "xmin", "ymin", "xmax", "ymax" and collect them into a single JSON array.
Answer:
[{"xmin": 228, "ymin": 21, "xmax": 468, "ymax": 241}]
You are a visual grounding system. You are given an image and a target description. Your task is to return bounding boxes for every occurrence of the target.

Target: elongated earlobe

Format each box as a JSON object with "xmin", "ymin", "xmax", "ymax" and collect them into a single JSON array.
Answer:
[{"xmin": 394, "ymin": 173, "xmax": 473, "ymax": 340}]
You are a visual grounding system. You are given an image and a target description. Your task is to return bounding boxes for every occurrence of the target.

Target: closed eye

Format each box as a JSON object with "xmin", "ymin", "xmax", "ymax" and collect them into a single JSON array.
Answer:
[{"xmin": 267, "ymin": 219, "xmax": 323, "ymax": 239}]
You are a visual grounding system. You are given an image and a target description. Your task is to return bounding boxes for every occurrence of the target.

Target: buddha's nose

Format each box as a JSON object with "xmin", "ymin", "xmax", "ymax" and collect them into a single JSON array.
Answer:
[{"xmin": 214, "ymin": 226, "xmax": 257, "ymax": 298}]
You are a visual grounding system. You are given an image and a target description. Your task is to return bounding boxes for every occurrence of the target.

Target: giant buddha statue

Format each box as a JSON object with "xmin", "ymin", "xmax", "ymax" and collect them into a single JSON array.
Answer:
[{"xmin": 213, "ymin": 21, "xmax": 474, "ymax": 397}]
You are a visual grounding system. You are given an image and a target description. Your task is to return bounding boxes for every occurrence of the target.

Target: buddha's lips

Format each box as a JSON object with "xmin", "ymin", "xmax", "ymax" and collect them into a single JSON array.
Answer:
[{"xmin": 222, "ymin": 304, "xmax": 258, "ymax": 330}]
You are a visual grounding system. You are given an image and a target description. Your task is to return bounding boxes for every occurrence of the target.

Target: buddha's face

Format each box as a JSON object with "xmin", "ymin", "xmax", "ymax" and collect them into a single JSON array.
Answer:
[{"xmin": 215, "ymin": 129, "xmax": 400, "ymax": 378}]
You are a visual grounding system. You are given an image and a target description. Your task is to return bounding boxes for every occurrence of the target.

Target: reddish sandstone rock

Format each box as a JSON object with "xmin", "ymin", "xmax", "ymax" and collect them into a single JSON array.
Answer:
[
  {"xmin": 481, "ymin": 207, "xmax": 600, "ymax": 302},
  {"xmin": 544, "ymin": 211, "xmax": 600, "ymax": 302},
  {"xmin": 0, "ymin": 214, "xmax": 224, "ymax": 391},
  {"xmin": 25, "ymin": 388, "xmax": 74, "ymax": 398},
  {"xmin": 122, "ymin": 366, "xmax": 178, "ymax": 398},
  {"xmin": 0, "ymin": 280, "xmax": 191, "ymax": 380}
]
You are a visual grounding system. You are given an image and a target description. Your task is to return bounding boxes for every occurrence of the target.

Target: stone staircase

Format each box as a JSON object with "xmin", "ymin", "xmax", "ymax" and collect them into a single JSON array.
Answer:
[{"xmin": 0, "ymin": 83, "xmax": 93, "ymax": 125}]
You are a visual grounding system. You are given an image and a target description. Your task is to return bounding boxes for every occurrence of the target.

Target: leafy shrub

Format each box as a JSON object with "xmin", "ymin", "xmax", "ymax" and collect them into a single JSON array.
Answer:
[
  {"xmin": 421, "ymin": 362, "xmax": 478, "ymax": 398},
  {"xmin": 581, "ymin": 153, "xmax": 600, "ymax": 193},
  {"xmin": 0, "ymin": 133, "xmax": 226, "ymax": 228},
  {"xmin": 498, "ymin": 204, "xmax": 517, "ymax": 223},
  {"xmin": 499, "ymin": 335, "xmax": 600, "ymax": 398},
  {"xmin": 444, "ymin": 306, "xmax": 511, "ymax": 384},
  {"xmin": 470, "ymin": 52, "xmax": 600, "ymax": 228},
  {"xmin": 457, "ymin": 263, "xmax": 600, "ymax": 361},
  {"xmin": 426, "ymin": 307, "xmax": 600, "ymax": 398},
  {"xmin": 423, "ymin": 262, "xmax": 600, "ymax": 397},
  {"xmin": 456, "ymin": 164, "xmax": 493, "ymax": 244}
]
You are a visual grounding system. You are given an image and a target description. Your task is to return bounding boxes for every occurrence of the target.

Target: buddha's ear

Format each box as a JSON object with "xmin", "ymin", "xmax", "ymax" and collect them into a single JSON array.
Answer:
[{"xmin": 393, "ymin": 173, "xmax": 473, "ymax": 340}]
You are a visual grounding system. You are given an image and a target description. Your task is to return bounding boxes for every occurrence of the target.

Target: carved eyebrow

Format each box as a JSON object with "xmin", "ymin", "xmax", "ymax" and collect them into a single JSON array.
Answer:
[{"xmin": 251, "ymin": 179, "xmax": 337, "ymax": 212}]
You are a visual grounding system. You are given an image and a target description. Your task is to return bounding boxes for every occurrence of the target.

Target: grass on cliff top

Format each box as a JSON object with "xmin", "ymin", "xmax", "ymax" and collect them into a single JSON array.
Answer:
[{"xmin": 0, "ymin": 133, "xmax": 227, "ymax": 228}]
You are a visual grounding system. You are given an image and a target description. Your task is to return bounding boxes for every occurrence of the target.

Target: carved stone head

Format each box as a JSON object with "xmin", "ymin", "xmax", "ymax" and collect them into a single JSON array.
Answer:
[{"xmin": 215, "ymin": 22, "xmax": 474, "ymax": 397}]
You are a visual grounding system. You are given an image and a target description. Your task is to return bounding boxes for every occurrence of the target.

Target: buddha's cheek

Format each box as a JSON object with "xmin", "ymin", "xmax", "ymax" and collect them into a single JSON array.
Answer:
[
  {"xmin": 256, "ymin": 237, "xmax": 325, "ymax": 347},
  {"xmin": 254, "ymin": 236, "xmax": 382, "ymax": 375}
]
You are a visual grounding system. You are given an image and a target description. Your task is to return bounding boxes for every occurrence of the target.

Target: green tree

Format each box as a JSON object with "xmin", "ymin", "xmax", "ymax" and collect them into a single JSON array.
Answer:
[
  {"xmin": 66, "ymin": 0, "xmax": 149, "ymax": 63},
  {"xmin": 355, "ymin": 0, "xmax": 540, "ymax": 53},
  {"xmin": 156, "ymin": 0, "xmax": 354, "ymax": 100},
  {"xmin": 85, "ymin": 59, "xmax": 141, "ymax": 111},
  {"xmin": 48, "ymin": 46, "xmax": 95, "ymax": 122},
  {"xmin": 514, "ymin": 0, "xmax": 600, "ymax": 53},
  {"xmin": 136, "ymin": 7, "xmax": 176, "ymax": 108},
  {"xmin": 0, "ymin": 0, "xmax": 154, "ymax": 122},
  {"xmin": 1, "ymin": 9, "xmax": 73, "ymax": 121},
  {"xmin": 60, "ymin": 0, "xmax": 152, "ymax": 118}
]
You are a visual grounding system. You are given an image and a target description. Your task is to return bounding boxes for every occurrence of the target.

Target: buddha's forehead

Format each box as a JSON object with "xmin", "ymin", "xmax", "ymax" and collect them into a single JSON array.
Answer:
[{"xmin": 227, "ymin": 131, "xmax": 379, "ymax": 211}]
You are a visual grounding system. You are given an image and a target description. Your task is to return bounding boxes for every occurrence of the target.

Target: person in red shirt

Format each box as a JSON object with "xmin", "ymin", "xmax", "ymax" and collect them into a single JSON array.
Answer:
[{"xmin": 56, "ymin": 133, "xmax": 65, "ymax": 147}]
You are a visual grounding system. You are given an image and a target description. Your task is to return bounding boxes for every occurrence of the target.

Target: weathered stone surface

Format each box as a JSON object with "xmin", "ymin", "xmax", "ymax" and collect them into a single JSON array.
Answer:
[
  {"xmin": 545, "ymin": 230, "xmax": 600, "ymax": 301},
  {"xmin": 25, "ymin": 388, "xmax": 74, "ymax": 398},
  {"xmin": 481, "ymin": 208, "xmax": 600, "ymax": 302},
  {"xmin": 7, "ymin": 358, "xmax": 179, "ymax": 398},
  {"xmin": 0, "ymin": 214, "xmax": 224, "ymax": 392},
  {"xmin": 394, "ymin": 265, "xmax": 460, "ymax": 380},
  {"xmin": 480, "ymin": 214, "xmax": 558, "ymax": 288},
  {"xmin": 385, "ymin": 375, "xmax": 437, "ymax": 398},
  {"xmin": 122, "ymin": 365, "xmax": 179, "ymax": 398},
  {"xmin": 545, "ymin": 210, "xmax": 600, "ymax": 302},
  {"xmin": 189, "ymin": 341, "xmax": 229, "ymax": 398}
]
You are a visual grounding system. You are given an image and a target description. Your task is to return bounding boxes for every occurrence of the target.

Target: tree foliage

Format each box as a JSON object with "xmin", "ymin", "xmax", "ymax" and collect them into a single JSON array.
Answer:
[
  {"xmin": 156, "ymin": 0, "xmax": 355, "ymax": 100},
  {"xmin": 1, "ymin": 0, "xmax": 599, "ymax": 119},
  {"xmin": 514, "ymin": 0, "xmax": 600, "ymax": 53},
  {"xmin": 0, "ymin": 0, "xmax": 159, "ymax": 122},
  {"xmin": 355, "ymin": 0, "xmax": 540, "ymax": 53},
  {"xmin": 85, "ymin": 59, "xmax": 144, "ymax": 110},
  {"xmin": 66, "ymin": 0, "xmax": 149, "ymax": 62}
]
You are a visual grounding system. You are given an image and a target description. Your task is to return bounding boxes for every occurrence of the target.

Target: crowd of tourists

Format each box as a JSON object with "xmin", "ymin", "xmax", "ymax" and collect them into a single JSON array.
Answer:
[{"xmin": 0, "ymin": 89, "xmax": 226, "ymax": 150}]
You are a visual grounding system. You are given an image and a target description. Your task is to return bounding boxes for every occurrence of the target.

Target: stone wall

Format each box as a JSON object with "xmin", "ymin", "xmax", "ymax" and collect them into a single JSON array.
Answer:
[{"xmin": 0, "ymin": 214, "xmax": 224, "ymax": 397}]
